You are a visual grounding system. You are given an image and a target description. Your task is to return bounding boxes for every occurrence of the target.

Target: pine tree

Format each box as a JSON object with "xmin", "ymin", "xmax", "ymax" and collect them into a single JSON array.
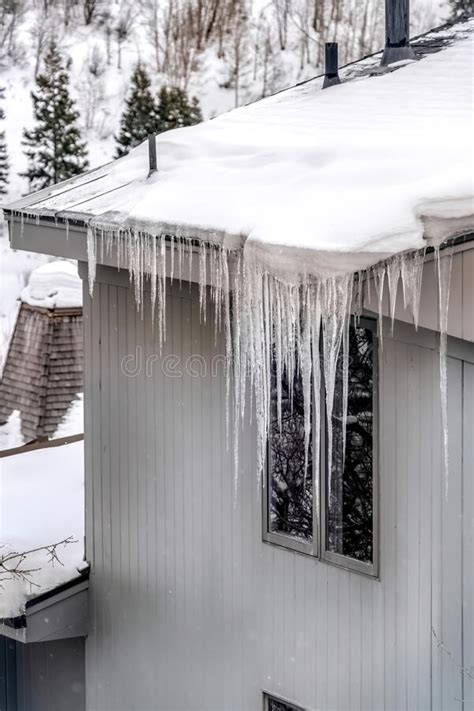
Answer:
[
  {"xmin": 449, "ymin": 0, "xmax": 474, "ymax": 18},
  {"xmin": 115, "ymin": 64, "xmax": 160, "ymax": 158},
  {"xmin": 21, "ymin": 43, "xmax": 89, "ymax": 191},
  {"xmin": 156, "ymin": 86, "xmax": 203, "ymax": 134},
  {"xmin": 0, "ymin": 87, "xmax": 9, "ymax": 197}
]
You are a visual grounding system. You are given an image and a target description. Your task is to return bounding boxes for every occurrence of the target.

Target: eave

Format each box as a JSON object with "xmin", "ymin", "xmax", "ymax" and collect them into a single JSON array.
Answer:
[{"xmin": 0, "ymin": 571, "xmax": 89, "ymax": 644}]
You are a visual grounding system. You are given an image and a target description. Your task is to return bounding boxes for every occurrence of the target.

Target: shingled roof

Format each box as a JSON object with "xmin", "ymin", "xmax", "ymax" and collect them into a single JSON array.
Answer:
[{"xmin": 0, "ymin": 303, "xmax": 83, "ymax": 442}]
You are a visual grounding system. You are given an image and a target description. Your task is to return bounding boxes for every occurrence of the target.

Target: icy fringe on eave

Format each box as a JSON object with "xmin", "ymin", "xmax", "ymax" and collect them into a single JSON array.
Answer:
[{"xmin": 86, "ymin": 225, "xmax": 452, "ymax": 499}]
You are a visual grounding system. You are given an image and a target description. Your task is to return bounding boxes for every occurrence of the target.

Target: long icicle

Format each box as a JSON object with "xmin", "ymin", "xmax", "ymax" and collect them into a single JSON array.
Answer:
[
  {"xmin": 435, "ymin": 245, "xmax": 453, "ymax": 500},
  {"xmin": 83, "ymin": 223, "xmax": 448, "ymax": 502}
]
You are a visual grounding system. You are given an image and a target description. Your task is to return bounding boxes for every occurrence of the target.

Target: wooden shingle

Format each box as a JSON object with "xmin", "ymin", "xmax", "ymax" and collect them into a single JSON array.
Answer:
[{"xmin": 0, "ymin": 303, "xmax": 83, "ymax": 441}]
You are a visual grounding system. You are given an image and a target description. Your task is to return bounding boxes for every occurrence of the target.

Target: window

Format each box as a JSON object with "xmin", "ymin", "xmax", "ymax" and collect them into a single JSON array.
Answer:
[
  {"xmin": 263, "ymin": 692, "xmax": 306, "ymax": 711},
  {"xmin": 263, "ymin": 319, "xmax": 378, "ymax": 576}
]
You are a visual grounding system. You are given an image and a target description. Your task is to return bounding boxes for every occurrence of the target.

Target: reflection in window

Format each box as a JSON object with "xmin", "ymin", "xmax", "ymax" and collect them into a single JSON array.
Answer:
[
  {"xmin": 264, "ymin": 692, "xmax": 306, "ymax": 711},
  {"xmin": 268, "ymin": 368, "xmax": 313, "ymax": 542},
  {"xmin": 326, "ymin": 326, "xmax": 374, "ymax": 564},
  {"xmin": 265, "ymin": 321, "xmax": 376, "ymax": 575}
]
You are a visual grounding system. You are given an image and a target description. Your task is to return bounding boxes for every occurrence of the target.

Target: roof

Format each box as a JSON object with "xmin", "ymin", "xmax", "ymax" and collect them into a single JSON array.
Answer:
[
  {"xmin": 4, "ymin": 17, "xmax": 474, "ymax": 279},
  {"xmin": 20, "ymin": 260, "xmax": 82, "ymax": 309},
  {"xmin": 0, "ymin": 301, "xmax": 83, "ymax": 442},
  {"xmin": 0, "ymin": 571, "xmax": 89, "ymax": 643}
]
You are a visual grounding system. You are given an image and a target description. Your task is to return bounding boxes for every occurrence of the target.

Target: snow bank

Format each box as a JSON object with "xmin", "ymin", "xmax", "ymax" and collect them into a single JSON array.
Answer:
[
  {"xmin": 20, "ymin": 260, "xmax": 82, "ymax": 309},
  {"xmin": 0, "ymin": 440, "xmax": 84, "ymax": 618},
  {"xmin": 54, "ymin": 394, "xmax": 84, "ymax": 438}
]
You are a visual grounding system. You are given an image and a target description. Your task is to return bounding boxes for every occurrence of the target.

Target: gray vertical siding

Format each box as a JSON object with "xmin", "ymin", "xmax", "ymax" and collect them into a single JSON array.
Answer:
[
  {"xmin": 83, "ymin": 268, "xmax": 473, "ymax": 711},
  {"xmin": 14, "ymin": 638, "xmax": 85, "ymax": 711}
]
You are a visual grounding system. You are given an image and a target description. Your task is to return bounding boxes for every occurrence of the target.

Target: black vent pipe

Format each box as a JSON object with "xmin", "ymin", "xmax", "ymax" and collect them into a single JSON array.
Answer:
[
  {"xmin": 381, "ymin": 0, "xmax": 415, "ymax": 65},
  {"xmin": 322, "ymin": 43, "xmax": 341, "ymax": 89},
  {"xmin": 148, "ymin": 134, "xmax": 157, "ymax": 176}
]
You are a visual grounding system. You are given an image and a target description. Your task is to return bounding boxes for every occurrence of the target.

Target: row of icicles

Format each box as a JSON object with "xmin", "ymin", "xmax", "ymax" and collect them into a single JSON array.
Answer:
[{"xmin": 83, "ymin": 223, "xmax": 453, "ymax": 500}]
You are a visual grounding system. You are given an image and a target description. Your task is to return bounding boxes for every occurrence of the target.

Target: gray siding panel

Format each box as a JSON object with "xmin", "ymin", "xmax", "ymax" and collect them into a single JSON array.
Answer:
[
  {"xmin": 84, "ymin": 274, "xmax": 473, "ymax": 711},
  {"xmin": 364, "ymin": 249, "xmax": 474, "ymax": 343},
  {"xmin": 16, "ymin": 638, "xmax": 85, "ymax": 711},
  {"xmin": 463, "ymin": 362, "xmax": 474, "ymax": 709}
]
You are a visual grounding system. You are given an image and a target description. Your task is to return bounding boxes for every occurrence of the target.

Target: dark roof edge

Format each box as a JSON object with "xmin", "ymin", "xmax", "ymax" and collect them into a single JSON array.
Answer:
[
  {"xmin": 0, "ymin": 568, "xmax": 90, "ymax": 630},
  {"xmin": 25, "ymin": 567, "xmax": 89, "ymax": 609}
]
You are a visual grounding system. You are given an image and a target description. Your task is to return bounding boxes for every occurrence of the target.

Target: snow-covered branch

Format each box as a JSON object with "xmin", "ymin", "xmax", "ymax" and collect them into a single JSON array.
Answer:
[{"xmin": 0, "ymin": 536, "xmax": 77, "ymax": 588}]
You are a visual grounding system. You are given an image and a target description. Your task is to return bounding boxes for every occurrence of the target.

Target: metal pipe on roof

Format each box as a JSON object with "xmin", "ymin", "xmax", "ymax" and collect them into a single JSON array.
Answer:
[
  {"xmin": 381, "ymin": 0, "xmax": 415, "ymax": 65},
  {"xmin": 322, "ymin": 43, "xmax": 341, "ymax": 89},
  {"xmin": 148, "ymin": 134, "xmax": 157, "ymax": 176}
]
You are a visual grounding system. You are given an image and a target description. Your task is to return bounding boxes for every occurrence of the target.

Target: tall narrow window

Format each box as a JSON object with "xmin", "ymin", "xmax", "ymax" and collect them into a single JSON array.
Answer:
[
  {"xmin": 323, "ymin": 323, "xmax": 376, "ymax": 574},
  {"xmin": 264, "ymin": 364, "xmax": 314, "ymax": 555},
  {"xmin": 263, "ymin": 319, "xmax": 377, "ymax": 577}
]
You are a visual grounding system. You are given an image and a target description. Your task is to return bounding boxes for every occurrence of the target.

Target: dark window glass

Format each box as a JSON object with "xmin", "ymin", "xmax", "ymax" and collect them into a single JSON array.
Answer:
[
  {"xmin": 268, "ymin": 367, "xmax": 313, "ymax": 542},
  {"xmin": 265, "ymin": 693, "xmax": 305, "ymax": 711},
  {"xmin": 326, "ymin": 325, "xmax": 374, "ymax": 563}
]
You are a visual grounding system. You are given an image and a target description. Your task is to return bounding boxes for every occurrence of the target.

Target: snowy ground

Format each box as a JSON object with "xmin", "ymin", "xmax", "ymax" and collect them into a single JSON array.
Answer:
[{"xmin": 0, "ymin": 439, "xmax": 85, "ymax": 618}]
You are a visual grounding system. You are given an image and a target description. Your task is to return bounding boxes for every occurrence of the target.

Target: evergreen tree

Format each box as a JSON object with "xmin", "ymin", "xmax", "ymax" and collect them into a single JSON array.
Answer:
[
  {"xmin": 115, "ymin": 64, "xmax": 160, "ymax": 158},
  {"xmin": 22, "ymin": 43, "xmax": 89, "ymax": 191},
  {"xmin": 449, "ymin": 0, "xmax": 474, "ymax": 17},
  {"xmin": 0, "ymin": 87, "xmax": 9, "ymax": 197},
  {"xmin": 156, "ymin": 86, "xmax": 203, "ymax": 134}
]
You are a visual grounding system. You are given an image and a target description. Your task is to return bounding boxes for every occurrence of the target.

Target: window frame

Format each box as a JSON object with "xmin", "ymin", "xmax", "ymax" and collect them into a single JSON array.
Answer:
[
  {"xmin": 262, "ymin": 316, "xmax": 379, "ymax": 578},
  {"xmin": 262, "ymin": 691, "xmax": 306, "ymax": 711}
]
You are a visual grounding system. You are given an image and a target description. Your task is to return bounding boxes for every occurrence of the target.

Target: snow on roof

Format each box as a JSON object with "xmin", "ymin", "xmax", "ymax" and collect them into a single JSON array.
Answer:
[
  {"xmin": 0, "ymin": 440, "xmax": 84, "ymax": 618},
  {"xmin": 20, "ymin": 260, "xmax": 82, "ymax": 309},
  {"xmin": 6, "ymin": 18, "xmax": 474, "ymax": 279}
]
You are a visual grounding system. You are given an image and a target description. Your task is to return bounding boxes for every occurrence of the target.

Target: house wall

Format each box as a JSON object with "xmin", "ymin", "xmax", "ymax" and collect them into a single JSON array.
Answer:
[
  {"xmin": 364, "ymin": 247, "xmax": 474, "ymax": 342},
  {"xmin": 0, "ymin": 636, "xmax": 85, "ymax": 711},
  {"xmin": 16, "ymin": 638, "xmax": 85, "ymax": 711},
  {"xmin": 82, "ymin": 265, "xmax": 474, "ymax": 711}
]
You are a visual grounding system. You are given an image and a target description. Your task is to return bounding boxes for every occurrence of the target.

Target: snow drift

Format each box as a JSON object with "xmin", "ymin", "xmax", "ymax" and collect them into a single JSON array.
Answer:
[{"xmin": 20, "ymin": 260, "xmax": 82, "ymax": 309}]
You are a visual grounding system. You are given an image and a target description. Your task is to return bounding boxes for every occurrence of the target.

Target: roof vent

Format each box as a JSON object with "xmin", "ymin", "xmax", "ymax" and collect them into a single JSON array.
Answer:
[
  {"xmin": 322, "ymin": 43, "xmax": 341, "ymax": 89},
  {"xmin": 381, "ymin": 0, "xmax": 415, "ymax": 66},
  {"xmin": 148, "ymin": 134, "xmax": 157, "ymax": 176}
]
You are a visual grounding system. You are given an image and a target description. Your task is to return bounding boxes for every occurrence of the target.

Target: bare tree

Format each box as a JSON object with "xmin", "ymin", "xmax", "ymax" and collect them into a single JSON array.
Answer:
[
  {"xmin": 83, "ymin": 0, "xmax": 98, "ymax": 25},
  {"xmin": 0, "ymin": 0, "xmax": 27, "ymax": 62},
  {"xmin": 0, "ymin": 536, "xmax": 76, "ymax": 588},
  {"xmin": 30, "ymin": 8, "xmax": 53, "ymax": 78},
  {"xmin": 115, "ymin": 4, "xmax": 136, "ymax": 69},
  {"xmin": 140, "ymin": 0, "xmax": 162, "ymax": 71}
]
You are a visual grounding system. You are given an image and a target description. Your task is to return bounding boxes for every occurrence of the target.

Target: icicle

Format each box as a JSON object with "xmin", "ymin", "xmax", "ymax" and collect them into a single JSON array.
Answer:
[
  {"xmin": 199, "ymin": 239, "xmax": 207, "ymax": 323},
  {"xmin": 436, "ymin": 244, "xmax": 453, "ymax": 500},
  {"xmin": 374, "ymin": 267, "xmax": 385, "ymax": 347},
  {"xmin": 321, "ymin": 274, "xmax": 353, "ymax": 500},
  {"xmin": 387, "ymin": 254, "xmax": 400, "ymax": 334},
  {"xmin": 86, "ymin": 226, "xmax": 97, "ymax": 296},
  {"xmin": 84, "ymin": 224, "xmax": 454, "ymax": 506},
  {"xmin": 299, "ymin": 285, "xmax": 312, "ymax": 484}
]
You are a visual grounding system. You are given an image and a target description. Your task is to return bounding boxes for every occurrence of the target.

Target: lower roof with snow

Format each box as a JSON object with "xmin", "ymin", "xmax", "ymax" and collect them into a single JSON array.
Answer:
[
  {"xmin": 0, "ymin": 439, "xmax": 84, "ymax": 619},
  {"xmin": 5, "ymin": 18, "xmax": 474, "ymax": 278}
]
